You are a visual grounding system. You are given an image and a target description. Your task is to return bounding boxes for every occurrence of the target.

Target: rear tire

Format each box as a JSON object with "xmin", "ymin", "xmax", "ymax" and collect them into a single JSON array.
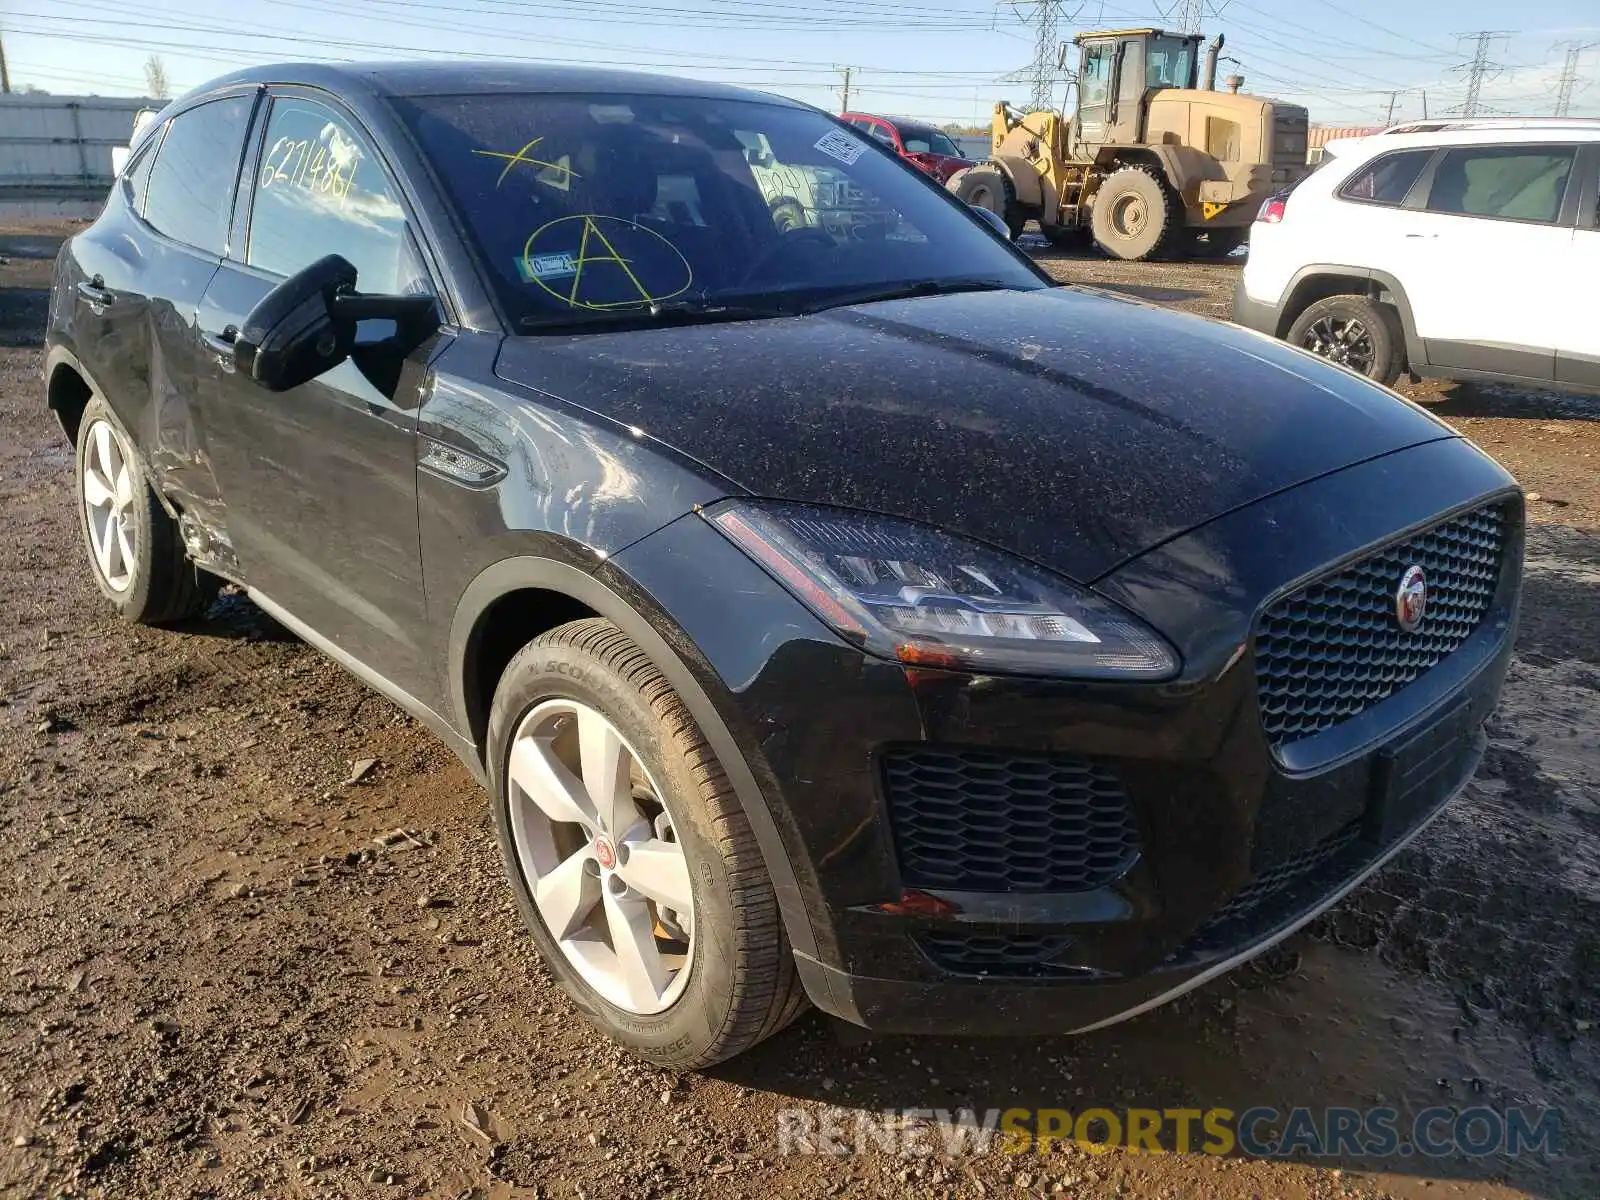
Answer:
[
  {"xmin": 74, "ymin": 394, "xmax": 219, "ymax": 625},
  {"xmin": 1090, "ymin": 165, "xmax": 1179, "ymax": 260},
  {"xmin": 487, "ymin": 618, "xmax": 807, "ymax": 1068},
  {"xmin": 951, "ymin": 163, "xmax": 1025, "ymax": 240},
  {"xmin": 1285, "ymin": 294, "xmax": 1406, "ymax": 386}
]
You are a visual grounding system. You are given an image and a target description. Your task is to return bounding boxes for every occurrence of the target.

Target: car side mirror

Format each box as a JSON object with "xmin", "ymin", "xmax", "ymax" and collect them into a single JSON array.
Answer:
[
  {"xmin": 233, "ymin": 253, "xmax": 440, "ymax": 393},
  {"xmin": 968, "ymin": 204, "xmax": 1010, "ymax": 238}
]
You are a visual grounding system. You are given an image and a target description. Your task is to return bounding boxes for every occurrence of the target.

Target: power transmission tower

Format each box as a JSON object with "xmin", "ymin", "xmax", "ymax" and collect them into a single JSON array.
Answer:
[
  {"xmin": 1155, "ymin": 0, "xmax": 1220, "ymax": 33},
  {"xmin": 1449, "ymin": 30, "xmax": 1514, "ymax": 116},
  {"xmin": 1170, "ymin": 0, "xmax": 1208, "ymax": 33},
  {"xmin": 1554, "ymin": 41, "xmax": 1597, "ymax": 117},
  {"xmin": 1010, "ymin": 1, "xmax": 1075, "ymax": 110},
  {"xmin": 835, "ymin": 65, "xmax": 853, "ymax": 113}
]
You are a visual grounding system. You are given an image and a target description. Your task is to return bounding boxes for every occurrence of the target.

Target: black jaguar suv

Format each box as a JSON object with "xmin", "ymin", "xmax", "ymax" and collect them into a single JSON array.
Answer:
[{"xmin": 45, "ymin": 63, "xmax": 1522, "ymax": 1067}]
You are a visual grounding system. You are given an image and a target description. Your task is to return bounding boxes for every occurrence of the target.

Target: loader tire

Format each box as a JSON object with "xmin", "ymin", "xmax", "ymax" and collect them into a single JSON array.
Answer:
[
  {"xmin": 1091, "ymin": 165, "xmax": 1180, "ymax": 261},
  {"xmin": 951, "ymin": 163, "xmax": 1026, "ymax": 240}
]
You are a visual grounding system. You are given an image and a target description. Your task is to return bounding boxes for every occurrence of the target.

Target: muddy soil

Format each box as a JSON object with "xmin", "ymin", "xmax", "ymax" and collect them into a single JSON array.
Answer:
[{"xmin": 2, "ymin": 224, "xmax": 1597, "ymax": 1200}]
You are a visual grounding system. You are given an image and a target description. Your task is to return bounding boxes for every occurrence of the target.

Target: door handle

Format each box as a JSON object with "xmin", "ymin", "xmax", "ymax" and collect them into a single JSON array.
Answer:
[
  {"xmin": 201, "ymin": 325, "xmax": 239, "ymax": 372},
  {"xmin": 1403, "ymin": 233, "xmax": 1438, "ymax": 239}
]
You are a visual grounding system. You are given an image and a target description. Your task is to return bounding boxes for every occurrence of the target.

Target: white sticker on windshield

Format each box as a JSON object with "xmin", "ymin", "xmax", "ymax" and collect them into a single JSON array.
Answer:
[
  {"xmin": 517, "ymin": 252, "xmax": 578, "ymax": 281},
  {"xmin": 814, "ymin": 128, "xmax": 865, "ymax": 166}
]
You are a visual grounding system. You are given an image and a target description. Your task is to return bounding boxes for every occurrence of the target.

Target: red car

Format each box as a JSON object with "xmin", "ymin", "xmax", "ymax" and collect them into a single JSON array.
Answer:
[{"xmin": 840, "ymin": 112, "xmax": 976, "ymax": 183}]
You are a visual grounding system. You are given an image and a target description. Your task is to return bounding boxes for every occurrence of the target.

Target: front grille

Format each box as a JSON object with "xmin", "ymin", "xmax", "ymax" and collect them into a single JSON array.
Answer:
[
  {"xmin": 1166, "ymin": 822, "xmax": 1363, "ymax": 963},
  {"xmin": 918, "ymin": 932, "xmax": 1076, "ymax": 977},
  {"xmin": 1255, "ymin": 504, "xmax": 1507, "ymax": 746},
  {"xmin": 883, "ymin": 747, "xmax": 1139, "ymax": 894}
]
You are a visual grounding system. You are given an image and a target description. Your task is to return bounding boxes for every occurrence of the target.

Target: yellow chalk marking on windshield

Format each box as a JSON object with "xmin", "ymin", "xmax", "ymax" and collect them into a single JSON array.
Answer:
[
  {"xmin": 573, "ymin": 217, "xmax": 656, "ymax": 306},
  {"xmin": 522, "ymin": 215, "xmax": 694, "ymax": 310},
  {"xmin": 473, "ymin": 137, "xmax": 581, "ymax": 187}
]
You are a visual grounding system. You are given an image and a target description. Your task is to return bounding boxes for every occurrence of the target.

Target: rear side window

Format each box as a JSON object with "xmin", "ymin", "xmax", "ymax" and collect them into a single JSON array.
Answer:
[
  {"xmin": 122, "ymin": 132, "xmax": 162, "ymax": 214},
  {"xmin": 141, "ymin": 95, "xmax": 254, "ymax": 255},
  {"xmin": 1337, "ymin": 149, "xmax": 1432, "ymax": 206},
  {"xmin": 1424, "ymin": 145, "xmax": 1576, "ymax": 224}
]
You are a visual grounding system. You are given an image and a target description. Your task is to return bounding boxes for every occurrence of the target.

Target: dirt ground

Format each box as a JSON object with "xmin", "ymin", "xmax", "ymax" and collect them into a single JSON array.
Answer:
[{"xmin": 2, "ymin": 223, "xmax": 1596, "ymax": 1200}]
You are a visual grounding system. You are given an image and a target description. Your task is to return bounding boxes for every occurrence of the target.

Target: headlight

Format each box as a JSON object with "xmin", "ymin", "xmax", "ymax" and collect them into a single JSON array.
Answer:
[{"xmin": 705, "ymin": 501, "xmax": 1178, "ymax": 679}]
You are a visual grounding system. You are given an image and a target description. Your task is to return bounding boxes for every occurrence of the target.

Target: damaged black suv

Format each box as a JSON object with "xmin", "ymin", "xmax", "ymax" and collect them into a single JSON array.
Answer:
[{"xmin": 46, "ymin": 63, "xmax": 1522, "ymax": 1067}]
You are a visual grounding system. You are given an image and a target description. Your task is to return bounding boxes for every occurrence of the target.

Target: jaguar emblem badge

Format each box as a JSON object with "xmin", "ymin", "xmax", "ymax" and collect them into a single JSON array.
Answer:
[{"xmin": 1394, "ymin": 564, "xmax": 1427, "ymax": 632}]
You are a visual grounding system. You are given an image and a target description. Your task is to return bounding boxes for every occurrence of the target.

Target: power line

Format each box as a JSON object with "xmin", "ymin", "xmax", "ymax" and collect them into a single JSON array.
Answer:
[
  {"xmin": 1298, "ymin": 0, "xmax": 1454, "ymax": 56},
  {"xmin": 1450, "ymin": 30, "xmax": 1515, "ymax": 117}
]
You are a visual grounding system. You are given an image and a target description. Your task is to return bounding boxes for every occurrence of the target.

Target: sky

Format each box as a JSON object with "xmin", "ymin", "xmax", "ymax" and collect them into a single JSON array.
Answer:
[{"xmin": 2, "ymin": 0, "xmax": 1598, "ymax": 126}]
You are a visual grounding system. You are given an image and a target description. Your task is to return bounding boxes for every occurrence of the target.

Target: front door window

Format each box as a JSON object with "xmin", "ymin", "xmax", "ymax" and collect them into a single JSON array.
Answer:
[{"xmin": 248, "ymin": 97, "xmax": 426, "ymax": 294}]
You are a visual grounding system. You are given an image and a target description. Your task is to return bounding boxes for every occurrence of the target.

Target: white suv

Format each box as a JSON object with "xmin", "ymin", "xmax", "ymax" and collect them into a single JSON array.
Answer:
[{"xmin": 1233, "ymin": 120, "xmax": 1600, "ymax": 393}]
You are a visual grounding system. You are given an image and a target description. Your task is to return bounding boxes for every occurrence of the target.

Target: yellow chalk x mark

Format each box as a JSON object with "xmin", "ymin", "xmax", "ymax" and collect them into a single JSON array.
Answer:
[{"xmin": 473, "ymin": 137, "xmax": 581, "ymax": 188}]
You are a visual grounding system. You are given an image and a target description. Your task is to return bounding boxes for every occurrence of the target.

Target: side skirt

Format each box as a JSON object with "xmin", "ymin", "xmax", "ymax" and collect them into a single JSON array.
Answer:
[{"xmin": 247, "ymin": 587, "xmax": 485, "ymax": 784}]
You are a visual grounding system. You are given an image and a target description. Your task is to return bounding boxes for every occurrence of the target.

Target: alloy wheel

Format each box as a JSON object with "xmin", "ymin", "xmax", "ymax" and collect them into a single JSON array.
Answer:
[
  {"xmin": 81, "ymin": 418, "xmax": 137, "ymax": 592},
  {"xmin": 1302, "ymin": 315, "xmax": 1377, "ymax": 375},
  {"xmin": 507, "ymin": 698, "xmax": 695, "ymax": 1015}
]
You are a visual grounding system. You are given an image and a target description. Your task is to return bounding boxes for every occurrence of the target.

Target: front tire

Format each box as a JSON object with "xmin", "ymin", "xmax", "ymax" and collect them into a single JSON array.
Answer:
[
  {"xmin": 950, "ymin": 163, "xmax": 1025, "ymax": 240},
  {"xmin": 487, "ymin": 618, "xmax": 806, "ymax": 1068},
  {"xmin": 1285, "ymin": 294, "xmax": 1406, "ymax": 386},
  {"xmin": 74, "ymin": 395, "xmax": 218, "ymax": 624}
]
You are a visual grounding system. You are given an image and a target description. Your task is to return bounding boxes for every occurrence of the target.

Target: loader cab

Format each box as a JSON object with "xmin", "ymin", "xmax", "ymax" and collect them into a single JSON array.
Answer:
[{"xmin": 1072, "ymin": 28, "xmax": 1201, "ymax": 151}]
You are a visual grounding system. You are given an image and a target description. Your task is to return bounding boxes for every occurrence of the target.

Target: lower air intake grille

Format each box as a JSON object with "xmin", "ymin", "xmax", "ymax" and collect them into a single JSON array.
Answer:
[
  {"xmin": 1167, "ymin": 823, "xmax": 1362, "ymax": 963},
  {"xmin": 884, "ymin": 747, "xmax": 1139, "ymax": 894},
  {"xmin": 918, "ymin": 932, "xmax": 1077, "ymax": 977},
  {"xmin": 1255, "ymin": 503, "xmax": 1508, "ymax": 746}
]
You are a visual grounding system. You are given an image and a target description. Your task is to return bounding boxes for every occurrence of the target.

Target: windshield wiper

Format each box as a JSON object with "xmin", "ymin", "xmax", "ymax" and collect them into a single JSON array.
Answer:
[
  {"xmin": 517, "ymin": 296, "xmax": 788, "ymax": 334},
  {"xmin": 797, "ymin": 277, "xmax": 1022, "ymax": 315}
]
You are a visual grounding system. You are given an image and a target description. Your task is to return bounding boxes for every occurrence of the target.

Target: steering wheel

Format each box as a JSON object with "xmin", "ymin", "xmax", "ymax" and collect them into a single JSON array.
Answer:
[{"xmin": 740, "ymin": 227, "xmax": 839, "ymax": 285}]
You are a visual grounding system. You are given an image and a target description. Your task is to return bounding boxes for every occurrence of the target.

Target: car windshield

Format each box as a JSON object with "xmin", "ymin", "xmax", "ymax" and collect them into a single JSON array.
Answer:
[
  {"xmin": 392, "ymin": 91, "xmax": 1042, "ymax": 327},
  {"xmin": 900, "ymin": 127, "xmax": 961, "ymax": 157}
]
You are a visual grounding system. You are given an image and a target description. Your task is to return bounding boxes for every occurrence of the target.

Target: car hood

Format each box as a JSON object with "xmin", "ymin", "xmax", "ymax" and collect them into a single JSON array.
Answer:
[{"xmin": 494, "ymin": 286, "xmax": 1454, "ymax": 582}]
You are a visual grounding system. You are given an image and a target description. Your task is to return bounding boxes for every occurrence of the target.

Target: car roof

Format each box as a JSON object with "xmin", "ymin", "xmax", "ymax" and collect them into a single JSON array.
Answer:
[
  {"xmin": 1380, "ymin": 115, "xmax": 1600, "ymax": 135},
  {"xmin": 841, "ymin": 112, "xmax": 941, "ymax": 131},
  {"xmin": 182, "ymin": 61, "xmax": 806, "ymax": 108},
  {"xmin": 1321, "ymin": 122, "xmax": 1600, "ymax": 165}
]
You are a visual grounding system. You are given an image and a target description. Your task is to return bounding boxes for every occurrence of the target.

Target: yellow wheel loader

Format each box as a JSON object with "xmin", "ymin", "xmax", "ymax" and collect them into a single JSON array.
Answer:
[{"xmin": 949, "ymin": 28, "xmax": 1309, "ymax": 260}]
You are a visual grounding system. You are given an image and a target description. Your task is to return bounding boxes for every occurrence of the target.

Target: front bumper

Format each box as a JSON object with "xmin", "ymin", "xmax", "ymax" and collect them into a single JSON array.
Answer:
[
  {"xmin": 607, "ymin": 438, "xmax": 1521, "ymax": 1035},
  {"xmin": 792, "ymin": 645, "xmax": 1501, "ymax": 1035}
]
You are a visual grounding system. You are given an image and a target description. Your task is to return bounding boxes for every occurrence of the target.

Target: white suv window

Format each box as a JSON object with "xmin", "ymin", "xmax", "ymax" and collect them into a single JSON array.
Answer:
[
  {"xmin": 1422, "ymin": 145, "xmax": 1575, "ymax": 225},
  {"xmin": 1337, "ymin": 149, "xmax": 1432, "ymax": 207}
]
